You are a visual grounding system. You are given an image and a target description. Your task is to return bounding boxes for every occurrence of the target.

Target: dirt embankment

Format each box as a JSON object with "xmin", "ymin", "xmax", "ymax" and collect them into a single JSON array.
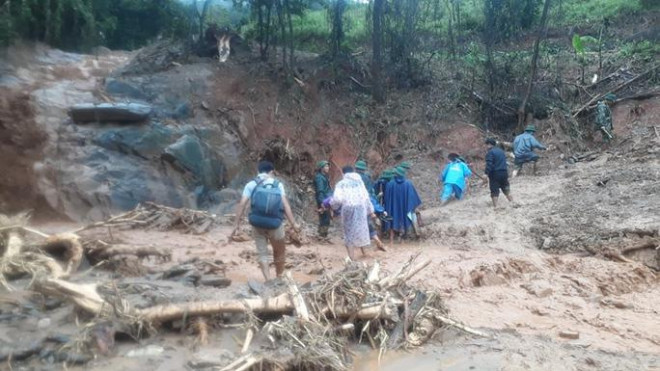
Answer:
[{"xmin": 0, "ymin": 89, "xmax": 48, "ymax": 214}]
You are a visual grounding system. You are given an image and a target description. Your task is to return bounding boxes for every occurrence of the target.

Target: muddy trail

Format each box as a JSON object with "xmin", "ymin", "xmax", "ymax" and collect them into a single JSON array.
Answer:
[
  {"xmin": 1, "ymin": 39, "xmax": 659, "ymax": 370},
  {"xmin": 1, "ymin": 138, "xmax": 659, "ymax": 371}
]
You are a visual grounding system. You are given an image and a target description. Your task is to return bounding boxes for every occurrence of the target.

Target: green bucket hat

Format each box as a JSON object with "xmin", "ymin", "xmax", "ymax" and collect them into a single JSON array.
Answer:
[
  {"xmin": 380, "ymin": 169, "xmax": 395, "ymax": 180},
  {"xmin": 604, "ymin": 93, "xmax": 616, "ymax": 102},
  {"xmin": 395, "ymin": 166, "xmax": 406, "ymax": 177},
  {"xmin": 355, "ymin": 160, "xmax": 368, "ymax": 171},
  {"xmin": 316, "ymin": 160, "xmax": 329, "ymax": 170},
  {"xmin": 399, "ymin": 161, "xmax": 411, "ymax": 170},
  {"xmin": 524, "ymin": 124, "xmax": 537, "ymax": 132}
]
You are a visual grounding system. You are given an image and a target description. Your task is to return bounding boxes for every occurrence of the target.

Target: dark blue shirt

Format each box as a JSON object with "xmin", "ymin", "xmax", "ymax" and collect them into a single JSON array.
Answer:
[{"xmin": 485, "ymin": 147, "xmax": 508, "ymax": 175}]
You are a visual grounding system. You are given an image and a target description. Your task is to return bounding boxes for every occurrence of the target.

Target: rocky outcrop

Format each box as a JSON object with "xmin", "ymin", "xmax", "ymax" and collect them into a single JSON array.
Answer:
[
  {"xmin": 1, "ymin": 46, "xmax": 246, "ymax": 221},
  {"xmin": 69, "ymin": 103, "xmax": 152, "ymax": 123}
]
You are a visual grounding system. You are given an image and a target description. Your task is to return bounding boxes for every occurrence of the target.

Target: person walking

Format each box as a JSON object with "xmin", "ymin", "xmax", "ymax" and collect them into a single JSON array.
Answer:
[
  {"xmin": 355, "ymin": 160, "xmax": 375, "ymax": 197},
  {"xmin": 595, "ymin": 93, "xmax": 615, "ymax": 142},
  {"xmin": 231, "ymin": 161, "xmax": 300, "ymax": 281},
  {"xmin": 484, "ymin": 138, "xmax": 514, "ymax": 208},
  {"xmin": 512, "ymin": 124, "xmax": 547, "ymax": 177},
  {"xmin": 329, "ymin": 166, "xmax": 375, "ymax": 261},
  {"xmin": 384, "ymin": 166, "xmax": 422, "ymax": 245},
  {"xmin": 439, "ymin": 153, "xmax": 472, "ymax": 206},
  {"xmin": 314, "ymin": 160, "xmax": 332, "ymax": 240}
]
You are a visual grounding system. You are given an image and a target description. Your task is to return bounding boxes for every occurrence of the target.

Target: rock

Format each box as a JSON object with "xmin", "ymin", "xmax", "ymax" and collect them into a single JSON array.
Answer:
[
  {"xmin": 521, "ymin": 281, "xmax": 553, "ymax": 298},
  {"xmin": 92, "ymin": 122, "xmax": 174, "ymax": 158},
  {"xmin": 105, "ymin": 78, "xmax": 148, "ymax": 100},
  {"xmin": 189, "ymin": 349, "xmax": 234, "ymax": 369},
  {"xmin": 173, "ymin": 103, "xmax": 192, "ymax": 119},
  {"xmin": 558, "ymin": 330, "xmax": 580, "ymax": 340},
  {"xmin": 530, "ymin": 307, "xmax": 550, "ymax": 316},
  {"xmin": 600, "ymin": 298, "xmax": 632, "ymax": 309},
  {"xmin": 125, "ymin": 344, "xmax": 165, "ymax": 358},
  {"xmin": 162, "ymin": 134, "xmax": 225, "ymax": 190},
  {"xmin": 37, "ymin": 318, "xmax": 51, "ymax": 329},
  {"xmin": 199, "ymin": 275, "xmax": 232, "ymax": 288},
  {"xmin": 541, "ymin": 237, "xmax": 555, "ymax": 249},
  {"xmin": 69, "ymin": 103, "xmax": 152, "ymax": 123}
]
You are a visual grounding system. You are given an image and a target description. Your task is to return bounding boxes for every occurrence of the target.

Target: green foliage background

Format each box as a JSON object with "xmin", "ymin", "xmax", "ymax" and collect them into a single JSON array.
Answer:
[{"xmin": 0, "ymin": 0, "xmax": 189, "ymax": 50}]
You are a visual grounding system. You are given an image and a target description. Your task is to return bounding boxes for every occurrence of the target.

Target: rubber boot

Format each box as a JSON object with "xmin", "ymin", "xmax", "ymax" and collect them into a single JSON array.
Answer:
[
  {"xmin": 272, "ymin": 241, "xmax": 286, "ymax": 277},
  {"xmin": 318, "ymin": 225, "xmax": 329, "ymax": 238}
]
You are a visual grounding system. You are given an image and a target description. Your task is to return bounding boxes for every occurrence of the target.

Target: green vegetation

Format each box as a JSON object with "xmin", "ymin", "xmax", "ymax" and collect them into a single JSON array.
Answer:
[
  {"xmin": 619, "ymin": 40, "xmax": 660, "ymax": 63},
  {"xmin": 0, "ymin": 0, "xmax": 189, "ymax": 50}
]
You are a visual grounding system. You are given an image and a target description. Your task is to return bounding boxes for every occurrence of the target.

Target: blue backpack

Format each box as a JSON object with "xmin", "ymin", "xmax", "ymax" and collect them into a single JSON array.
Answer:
[{"xmin": 248, "ymin": 178, "xmax": 284, "ymax": 229}]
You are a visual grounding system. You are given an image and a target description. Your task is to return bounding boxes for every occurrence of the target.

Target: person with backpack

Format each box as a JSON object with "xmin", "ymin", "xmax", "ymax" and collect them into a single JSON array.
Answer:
[{"xmin": 231, "ymin": 161, "xmax": 300, "ymax": 281}]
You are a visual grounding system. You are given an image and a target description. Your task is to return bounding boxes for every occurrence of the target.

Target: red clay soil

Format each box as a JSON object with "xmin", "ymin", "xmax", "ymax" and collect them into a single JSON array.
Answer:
[{"xmin": 0, "ymin": 88, "xmax": 49, "ymax": 214}]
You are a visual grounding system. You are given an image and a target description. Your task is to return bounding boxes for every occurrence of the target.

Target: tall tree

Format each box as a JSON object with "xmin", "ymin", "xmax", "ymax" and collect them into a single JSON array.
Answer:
[
  {"xmin": 517, "ymin": 0, "xmax": 552, "ymax": 127},
  {"xmin": 330, "ymin": 0, "xmax": 346, "ymax": 59},
  {"xmin": 371, "ymin": 0, "xmax": 385, "ymax": 103}
]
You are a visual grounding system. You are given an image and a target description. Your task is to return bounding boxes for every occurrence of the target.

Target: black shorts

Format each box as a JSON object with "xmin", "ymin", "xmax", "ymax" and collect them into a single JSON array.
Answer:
[{"xmin": 488, "ymin": 170, "xmax": 510, "ymax": 197}]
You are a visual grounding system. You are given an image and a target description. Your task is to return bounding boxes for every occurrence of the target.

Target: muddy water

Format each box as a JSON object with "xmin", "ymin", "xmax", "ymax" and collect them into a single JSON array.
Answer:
[{"xmin": 352, "ymin": 332, "xmax": 660, "ymax": 371}]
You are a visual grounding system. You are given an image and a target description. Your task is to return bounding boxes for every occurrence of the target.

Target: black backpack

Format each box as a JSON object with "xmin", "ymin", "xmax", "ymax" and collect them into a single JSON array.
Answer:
[{"xmin": 248, "ymin": 178, "xmax": 284, "ymax": 229}]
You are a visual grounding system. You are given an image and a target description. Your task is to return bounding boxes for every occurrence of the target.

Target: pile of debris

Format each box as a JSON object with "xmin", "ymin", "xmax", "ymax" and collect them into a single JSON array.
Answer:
[
  {"xmin": 78, "ymin": 202, "xmax": 227, "ymax": 235},
  {"xmin": 1, "ymin": 206, "xmax": 483, "ymax": 370}
]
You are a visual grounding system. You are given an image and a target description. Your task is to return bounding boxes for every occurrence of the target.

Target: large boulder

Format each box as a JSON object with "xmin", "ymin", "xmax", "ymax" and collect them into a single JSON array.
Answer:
[
  {"xmin": 104, "ymin": 78, "xmax": 149, "ymax": 100},
  {"xmin": 162, "ymin": 134, "xmax": 225, "ymax": 190},
  {"xmin": 92, "ymin": 122, "xmax": 174, "ymax": 159}
]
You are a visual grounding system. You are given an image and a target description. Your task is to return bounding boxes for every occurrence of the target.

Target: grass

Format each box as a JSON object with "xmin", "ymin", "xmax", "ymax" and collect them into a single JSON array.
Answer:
[{"xmin": 241, "ymin": 0, "xmax": 651, "ymax": 54}]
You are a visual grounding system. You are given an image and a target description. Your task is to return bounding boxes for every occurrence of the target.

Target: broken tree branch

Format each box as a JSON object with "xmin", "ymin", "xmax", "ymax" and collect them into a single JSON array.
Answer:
[{"xmin": 572, "ymin": 65, "xmax": 659, "ymax": 117}]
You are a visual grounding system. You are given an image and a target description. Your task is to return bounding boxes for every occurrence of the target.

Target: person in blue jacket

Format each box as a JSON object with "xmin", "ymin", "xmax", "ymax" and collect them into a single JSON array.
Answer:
[
  {"xmin": 439, "ymin": 153, "xmax": 472, "ymax": 206},
  {"xmin": 512, "ymin": 124, "xmax": 547, "ymax": 177},
  {"xmin": 484, "ymin": 138, "xmax": 514, "ymax": 208}
]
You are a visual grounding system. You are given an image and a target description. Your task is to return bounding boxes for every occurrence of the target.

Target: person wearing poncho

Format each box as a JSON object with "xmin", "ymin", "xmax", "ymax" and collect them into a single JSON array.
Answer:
[
  {"xmin": 330, "ymin": 166, "xmax": 375, "ymax": 260},
  {"xmin": 355, "ymin": 160, "xmax": 375, "ymax": 197},
  {"xmin": 384, "ymin": 166, "xmax": 422, "ymax": 244},
  {"xmin": 374, "ymin": 169, "xmax": 395, "ymax": 205},
  {"xmin": 314, "ymin": 160, "xmax": 332, "ymax": 239}
]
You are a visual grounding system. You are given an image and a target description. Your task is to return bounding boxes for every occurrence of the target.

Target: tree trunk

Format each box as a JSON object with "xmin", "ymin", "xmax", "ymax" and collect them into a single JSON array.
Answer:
[
  {"xmin": 371, "ymin": 0, "xmax": 385, "ymax": 103},
  {"xmin": 331, "ymin": 0, "xmax": 346, "ymax": 59},
  {"xmin": 285, "ymin": 0, "xmax": 294, "ymax": 69},
  {"xmin": 275, "ymin": 0, "xmax": 287, "ymax": 72},
  {"xmin": 264, "ymin": 0, "xmax": 272, "ymax": 59},
  {"xmin": 257, "ymin": 1, "xmax": 265, "ymax": 59},
  {"xmin": 197, "ymin": 0, "xmax": 212, "ymax": 48},
  {"xmin": 517, "ymin": 0, "xmax": 552, "ymax": 128}
]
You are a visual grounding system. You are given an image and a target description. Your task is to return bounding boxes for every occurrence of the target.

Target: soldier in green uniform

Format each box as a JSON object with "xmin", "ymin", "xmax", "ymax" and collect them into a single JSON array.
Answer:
[
  {"xmin": 314, "ymin": 160, "xmax": 332, "ymax": 239},
  {"xmin": 596, "ymin": 93, "xmax": 616, "ymax": 142},
  {"xmin": 355, "ymin": 160, "xmax": 375, "ymax": 197}
]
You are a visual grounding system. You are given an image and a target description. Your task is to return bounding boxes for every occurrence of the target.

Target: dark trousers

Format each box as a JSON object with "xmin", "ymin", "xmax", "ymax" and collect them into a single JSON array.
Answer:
[{"xmin": 318, "ymin": 208, "xmax": 331, "ymax": 237}]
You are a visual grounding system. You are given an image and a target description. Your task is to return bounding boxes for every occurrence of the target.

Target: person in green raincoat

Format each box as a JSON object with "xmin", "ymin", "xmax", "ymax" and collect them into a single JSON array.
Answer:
[
  {"xmin": 374, "ymin": 168, "xmax": 395, "ymax": 205},
  {"xmin": 596, "ymin": 93, "xmax": 615, "ymax": 142},
  {"xmin": 314, "ymin": 160, "xmax": 332, "ymax": 239},
  {"xmin": 355, "ymin": 160, "xmax": 375, "ymax": 197}
]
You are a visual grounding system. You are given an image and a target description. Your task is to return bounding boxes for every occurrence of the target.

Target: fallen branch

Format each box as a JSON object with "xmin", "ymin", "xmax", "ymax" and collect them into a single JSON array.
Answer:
[
  {"xmin": 41, "ymin": 233, "xmax": 83, "ymax": 275},
  {"xmin": 621, "ymin": 240, "xmax": 659, "ymax": 255},
  {"xmin": 87, "ymin": 243, "xmax": 171, "ymax": 262},
  {"xmin": 572, "ymin": 65, "xmax": 659, "ymax": 117},
  {"xmin": 434, "ymin": 314, "xmax": 490, "ymax": 338},
  {"xmin": 285, "ymin": 271, "xmax": 310, "ymax": 321}
]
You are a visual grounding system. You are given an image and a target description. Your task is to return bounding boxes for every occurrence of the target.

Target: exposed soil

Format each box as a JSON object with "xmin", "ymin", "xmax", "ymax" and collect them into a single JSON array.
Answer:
[
  {"xmin": 3, "ymin": 130, "xmax": 655, "ymax": 369},
  {"xmin": 1, "ymin": 40, "xmax": 659, "ymax": 370}
]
